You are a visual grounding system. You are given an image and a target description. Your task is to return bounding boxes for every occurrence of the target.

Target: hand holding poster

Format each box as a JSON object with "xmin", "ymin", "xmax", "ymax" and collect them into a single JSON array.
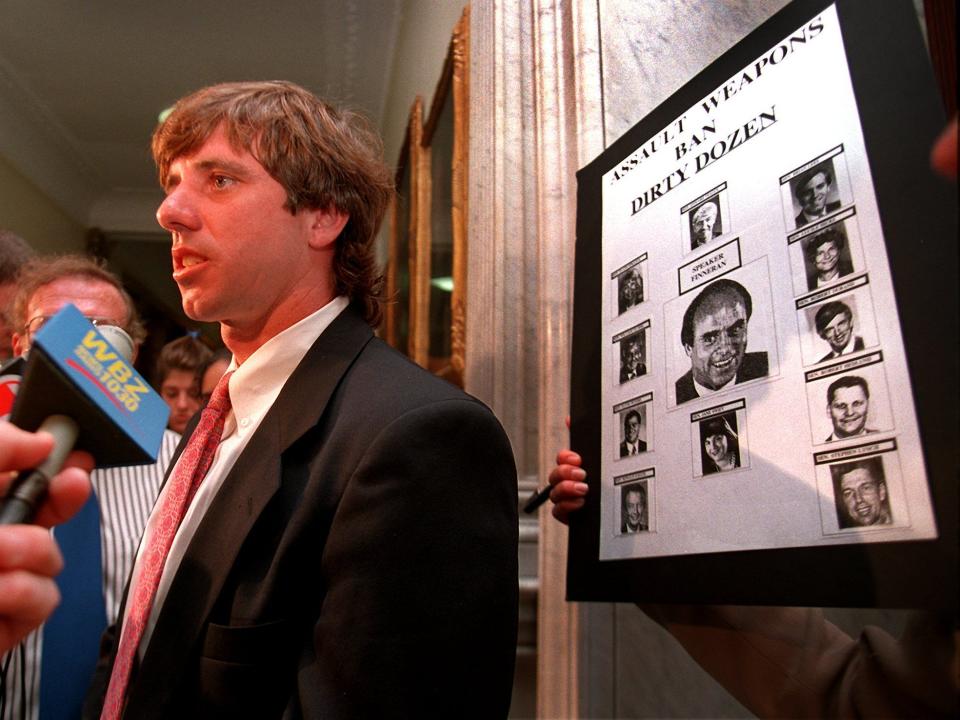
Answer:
[{"xmin": 569, "ymin": 0, "xmax": 957, "ymax": 608}]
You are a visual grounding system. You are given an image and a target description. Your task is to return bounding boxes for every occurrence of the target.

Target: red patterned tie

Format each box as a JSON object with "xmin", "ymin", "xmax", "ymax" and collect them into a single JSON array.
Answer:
[{"xmin": 100, "ymin": 371, "xmax": 233, "ymax": 719}]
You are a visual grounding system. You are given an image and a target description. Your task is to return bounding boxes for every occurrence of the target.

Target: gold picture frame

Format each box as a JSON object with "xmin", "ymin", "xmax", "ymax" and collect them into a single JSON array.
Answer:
[
  {"xmin": 385, "ymin": 96, "xmax": 428, "ymax": 361},
  {"xmin": 420, "ymin": 6, "xmax": 469, "ymax": 386}
]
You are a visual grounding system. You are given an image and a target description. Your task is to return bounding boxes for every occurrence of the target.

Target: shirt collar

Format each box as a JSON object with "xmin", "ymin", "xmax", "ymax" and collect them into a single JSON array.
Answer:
[
  {"xmin": 692, "ymin": 371, "xmax": 736, "ymax": 399},
  {"xmin": 224, "ymin": 295, "xmax": 349, "ymax": 439}
]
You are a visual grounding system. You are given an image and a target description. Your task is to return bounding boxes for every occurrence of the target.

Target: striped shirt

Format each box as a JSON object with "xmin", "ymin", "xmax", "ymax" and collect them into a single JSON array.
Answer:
[{"xmin": 0, "ymin": 429, "xmax": 180, "ymax": 720}]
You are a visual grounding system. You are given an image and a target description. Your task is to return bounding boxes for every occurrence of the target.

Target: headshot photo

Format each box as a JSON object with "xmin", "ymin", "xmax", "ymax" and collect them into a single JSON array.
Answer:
[
  {"xmin": 689, "ymin": 198, "xmax": 722, "ymax": 249},
  {"xmin": 619, "ymin": 408, "xmax": 648, "ymax": 458},
  {"xmin": 619, "ymin": 482, "xmax": 649, "ymax": 534},
  {"xmin": 675, "ymin": 278, "xmax": 769, "ymax": 404},
  {"xmin": 830, "ymin": 456, "xmax": 892, "ymax": 528},
  {"xmin": 814, "ymin": 301, "xmax": 864, "ymax": 362},
  {"xmin": 619, "ymin": 332, "xmax": 647, "ymax": 383},
  {"xmin": 803, "ymin": 226, "xmax": 854, "ymax": 290},
  {"xmin": 825, "ymin": 375, "xmax": 877, "ymax": 442},
  {"xmin": 792, "ymin": 161, "xmax": 841, "ymax": 227},
  {"xmin": 699, "ymin": 413, "xmax": 741, "ymax": 475},
  {"xmin": 617, "ymin": 267, "xmax": 644, "ymax": 315}
]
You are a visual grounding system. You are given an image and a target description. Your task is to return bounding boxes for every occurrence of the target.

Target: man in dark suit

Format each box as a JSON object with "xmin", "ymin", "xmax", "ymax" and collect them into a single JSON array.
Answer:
[
  {"xmin": 794, "ymin": 164, "xmax": 841, "ymax": 226},
  {"xmin": 619, "ymin": 409, "xmax": 647, "ymax": 457},
  {"xmin": 814, "ymin": 301, "xmax": 864, "ymax": 362},
  {"xmin": 619, "ymin": 334, "xmax": 646, "ymax": 383},
  {"xmin": 84, "ymin": 81, "xmax": 518, "ymax": 719},
  {"xmin": 675, "ymin": 278, "xmax": 768, "ymax": 404},
  {"xmin": 620, "ymin": 484, "xmax": 647, "ymax": 534},
  {"xmin": 825, "ymin": 375, "xmax": 877, "ymax": 442}
]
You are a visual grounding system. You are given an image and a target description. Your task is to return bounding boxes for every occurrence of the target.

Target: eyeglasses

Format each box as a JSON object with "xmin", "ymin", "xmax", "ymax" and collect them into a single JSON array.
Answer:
[{"xmin": 24, "ymin": 314, "xmax": 121, "ymax": 341}]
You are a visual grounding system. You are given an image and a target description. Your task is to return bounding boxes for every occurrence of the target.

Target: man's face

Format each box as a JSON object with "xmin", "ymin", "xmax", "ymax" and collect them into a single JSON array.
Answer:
[
  {"xmin": 820, "ymin": 311, "xmax": 852, "ymax": 352},
  {"xmin": 627, "ymin": 341, "xmax": 643, "ymax": 372},
  {"xmin": 685, "ymin": 291, "xmax": 748, "ymax": 390},
  {"xmin": 156, "ymin": 126, "xmax": 345, "ymax": 345},
  {"xmin": 623, "ymin": 273, "xmax": 640, "ymax": 302},
  {"xmin": 799, "ymin": 171, "xmax": 830, "ymax": 215},
  {"xmin": 828, "ymin": 384, "xmax": 869, "ymax": 437},
  {"xmin": 12, "ymin": 276, "xmax": 128, "ymax": 357},
  {"xmin": 704, "ymin": 432, "xmax": 728, "ymax": 464},
  {"xmin": 624, "ymin": 489, "xmax": 644, "ymax": 528},
  {"xmin": 624, "ymin": 413, "xmax": 641, "ymax": 444},
  {"xmin": 692, "ymin": 203, "xmax": 718, "ymax": 243},
  {"xmin": 840, "ymin": 468, "xmax": 886, "ymax": 526},
  {"xmin": 813, "ymin": 239, "xmax": 840, "ymax": 277},
  {"xmin": 160, "ymin": 368, "xmax": 202, "ymax": 435}
]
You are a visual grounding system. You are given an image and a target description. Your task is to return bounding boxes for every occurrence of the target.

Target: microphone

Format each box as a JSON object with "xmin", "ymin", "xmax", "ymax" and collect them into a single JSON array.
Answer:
[{"xmin": 0, "ymin": 304, "xmax": 170, "ymax": 524}]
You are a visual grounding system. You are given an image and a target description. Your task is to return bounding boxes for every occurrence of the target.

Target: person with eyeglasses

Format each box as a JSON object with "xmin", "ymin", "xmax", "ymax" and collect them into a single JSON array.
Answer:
[
  {"xmin": 2, "ymin": 254, "xmax": 180, "ymax": 720},
  {"xmin": 675, "ymin": 278, "xmax": 768, "ymax": 404}
]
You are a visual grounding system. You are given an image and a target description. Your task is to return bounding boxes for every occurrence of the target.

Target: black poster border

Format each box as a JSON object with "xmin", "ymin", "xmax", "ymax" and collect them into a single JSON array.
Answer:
[{"xmin": 569, "ymin": 0, "xmax": 957, "ymax": 608}]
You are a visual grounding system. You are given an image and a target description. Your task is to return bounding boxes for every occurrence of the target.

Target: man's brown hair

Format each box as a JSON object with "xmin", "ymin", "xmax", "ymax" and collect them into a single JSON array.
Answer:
[
  {"xmin": 152, "ymin": 81, "xmax": 394, "ymax": 326},
  {"xmin": 12, "ymin": 254, "xmax": 146, "ymax": 345}
]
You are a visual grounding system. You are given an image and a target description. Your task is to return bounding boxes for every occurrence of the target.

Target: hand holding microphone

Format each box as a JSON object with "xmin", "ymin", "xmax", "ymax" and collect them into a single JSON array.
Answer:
[{"xmin": 0, "ymin": 422, "xmax": 94, "ymax": 652}]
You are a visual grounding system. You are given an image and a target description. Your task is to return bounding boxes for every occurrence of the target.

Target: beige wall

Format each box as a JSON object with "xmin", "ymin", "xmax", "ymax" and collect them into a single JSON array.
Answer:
[
  {"xmin": 0, "ymin": 154, "xmax": 86, "ymax": 253},
  {"xmin": 380, "ymin": 1, "xmax": 468, "ymax": 169}
]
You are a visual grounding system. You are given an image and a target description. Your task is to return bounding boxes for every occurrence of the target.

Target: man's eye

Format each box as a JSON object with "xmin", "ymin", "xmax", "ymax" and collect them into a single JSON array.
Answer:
[{"xmin": 212, "ymin": 175, "xmax": 233, "ymax": 189}]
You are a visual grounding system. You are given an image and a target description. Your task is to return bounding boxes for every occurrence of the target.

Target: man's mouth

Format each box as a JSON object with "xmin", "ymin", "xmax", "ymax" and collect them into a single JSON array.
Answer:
[{"xmin": 711, "ymin": 355, "xmax": 736, "ymax": 372}]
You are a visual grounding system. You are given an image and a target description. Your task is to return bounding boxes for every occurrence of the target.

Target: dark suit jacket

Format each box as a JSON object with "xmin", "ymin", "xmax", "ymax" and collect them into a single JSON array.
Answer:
[
  {"xmin": 675, "ymin": 352, "xmax": 769, "ymax": 404},
  {"xmin": 818, "ymin": 335, "xmax": 864, "ymax": 363},
  {"xmin": 619, "ymin": 439, "xmax": 647, "ymax": 457},
  {"xmin": 84, "ymin": 305, "xmax": 519, "ymax": 719},
  {"xmin": 796, "ymin": 200, "xmax": 841, "ymax": 227}
]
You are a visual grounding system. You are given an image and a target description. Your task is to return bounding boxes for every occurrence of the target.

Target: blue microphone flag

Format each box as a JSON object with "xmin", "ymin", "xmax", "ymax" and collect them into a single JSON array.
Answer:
[{"xmin": 10, "ymin": 304, "xmax": 169, "ymax": 466}]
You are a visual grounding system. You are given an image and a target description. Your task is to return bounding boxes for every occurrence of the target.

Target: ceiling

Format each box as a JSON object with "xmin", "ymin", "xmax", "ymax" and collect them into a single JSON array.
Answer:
[{"xmin": 0, "ymin": 0, "xmax": 404, "ymax": 233}]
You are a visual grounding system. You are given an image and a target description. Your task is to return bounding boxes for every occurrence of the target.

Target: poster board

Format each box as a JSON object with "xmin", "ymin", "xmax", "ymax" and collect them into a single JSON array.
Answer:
[{"xmin": 569, "ymin": 0, "xmax": 957, "ymax": 608}]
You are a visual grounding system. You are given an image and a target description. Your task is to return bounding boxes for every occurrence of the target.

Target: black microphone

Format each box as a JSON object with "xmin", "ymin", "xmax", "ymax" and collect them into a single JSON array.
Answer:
[{"xmin": 0, "ymin": 305, "xmax": 169, "ymax": 525}]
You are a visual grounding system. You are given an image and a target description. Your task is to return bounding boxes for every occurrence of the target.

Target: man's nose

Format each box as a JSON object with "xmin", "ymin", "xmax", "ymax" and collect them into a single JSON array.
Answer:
[{"xmin": 157, "ymin": 186, "xmax": 201, "ymax": 233}]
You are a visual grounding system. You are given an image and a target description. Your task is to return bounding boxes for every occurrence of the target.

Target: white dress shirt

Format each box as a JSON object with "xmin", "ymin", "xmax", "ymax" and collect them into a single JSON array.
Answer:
[{"xmin": 125, "ymin": 296, "xmax": 348, "ymax": 659}]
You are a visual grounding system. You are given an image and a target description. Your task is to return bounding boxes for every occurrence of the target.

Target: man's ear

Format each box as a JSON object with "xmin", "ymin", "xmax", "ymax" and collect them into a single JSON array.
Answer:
[
  {"xmin": 307, "ymin": 207, "xmax": 349, "ymax": 250},
  {"xmin": 683, "ymin": 343, "xmax": 692, "ymax": 359}
]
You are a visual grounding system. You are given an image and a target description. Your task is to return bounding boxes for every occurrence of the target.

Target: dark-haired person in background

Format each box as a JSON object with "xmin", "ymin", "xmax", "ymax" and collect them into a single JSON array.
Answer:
[{"xmin": 155, "ymin": 336, "xmax": 212, "ymax": 435}]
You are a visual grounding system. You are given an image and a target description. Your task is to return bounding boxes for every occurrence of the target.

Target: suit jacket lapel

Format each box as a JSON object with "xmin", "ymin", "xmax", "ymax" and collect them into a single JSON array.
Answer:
[{"xmin": 127, "ymin": 305, "xmax": 373, "ymax": 713}]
